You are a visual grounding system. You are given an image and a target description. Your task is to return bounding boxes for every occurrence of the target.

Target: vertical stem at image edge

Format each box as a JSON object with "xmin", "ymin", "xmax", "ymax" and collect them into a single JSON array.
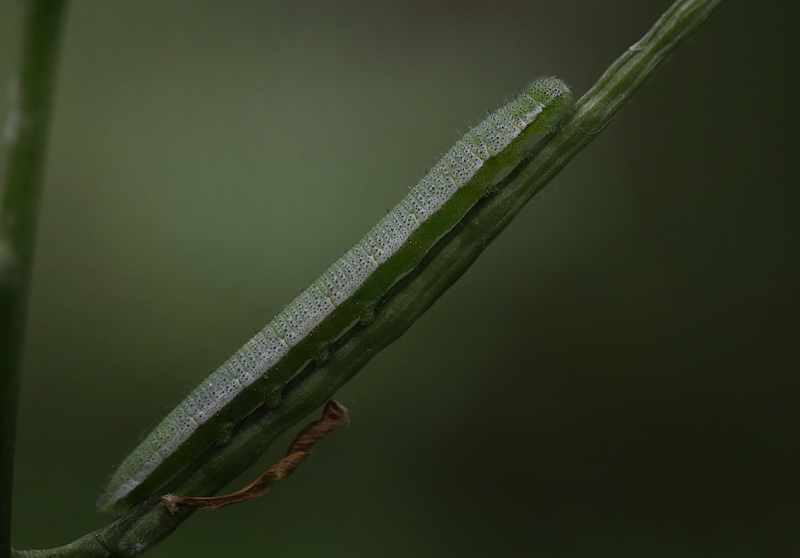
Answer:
[{"xmin": 0, "ymin": 2, "xmax": 69, "ymax": 557}]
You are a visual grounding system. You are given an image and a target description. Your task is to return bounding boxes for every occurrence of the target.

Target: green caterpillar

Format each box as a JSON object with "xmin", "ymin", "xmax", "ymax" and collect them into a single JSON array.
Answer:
[{"xmin": 99, "ymin": 77, "xmax": 572, "ymax": 513}]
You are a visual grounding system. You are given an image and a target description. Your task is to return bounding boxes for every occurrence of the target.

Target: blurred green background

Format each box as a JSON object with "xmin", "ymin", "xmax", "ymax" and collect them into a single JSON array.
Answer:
[{"xmin": 2, "ymin": 0, "xmax": 797, "ymax": 556}]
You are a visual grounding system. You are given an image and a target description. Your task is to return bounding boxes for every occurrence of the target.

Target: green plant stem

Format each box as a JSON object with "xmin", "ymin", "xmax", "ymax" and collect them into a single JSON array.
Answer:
[
  {"xmin": 11, "ymin": 0, "xmax": 721, "ymax": 556},
  {"xmin": 1, "ymin": 2, "xmax": 68, "ymax": 558}
]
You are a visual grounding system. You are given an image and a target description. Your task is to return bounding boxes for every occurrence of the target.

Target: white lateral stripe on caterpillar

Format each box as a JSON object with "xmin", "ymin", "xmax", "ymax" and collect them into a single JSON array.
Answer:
[{"xmin": 99, "ymin": 77, "xmax": 571, "ymax": 511}]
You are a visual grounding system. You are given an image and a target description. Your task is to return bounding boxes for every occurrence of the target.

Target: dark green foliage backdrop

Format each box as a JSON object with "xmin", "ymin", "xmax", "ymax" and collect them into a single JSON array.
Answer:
[{"xmin": 1, "ymin": 1, "xmax": 797, "ymax": 556}]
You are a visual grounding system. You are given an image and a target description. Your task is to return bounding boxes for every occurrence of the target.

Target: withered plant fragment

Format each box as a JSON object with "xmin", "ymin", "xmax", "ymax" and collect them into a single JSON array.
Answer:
[{"xmin": 162, "ymin": 400, "xmax": 348, "ymax": 514}]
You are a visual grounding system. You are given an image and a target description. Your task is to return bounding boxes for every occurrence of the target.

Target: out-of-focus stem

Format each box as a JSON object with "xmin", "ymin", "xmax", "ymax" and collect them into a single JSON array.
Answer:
[{"xmin": 1, "ymin": 2, "xmax": 69, "ymax": 557}]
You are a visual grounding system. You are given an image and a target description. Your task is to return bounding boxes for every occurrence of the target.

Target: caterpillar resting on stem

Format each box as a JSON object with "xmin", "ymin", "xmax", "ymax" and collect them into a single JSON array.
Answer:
[{"xmin": 98, "ymin": 77, "xmax": 572, "ymax": 513}]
